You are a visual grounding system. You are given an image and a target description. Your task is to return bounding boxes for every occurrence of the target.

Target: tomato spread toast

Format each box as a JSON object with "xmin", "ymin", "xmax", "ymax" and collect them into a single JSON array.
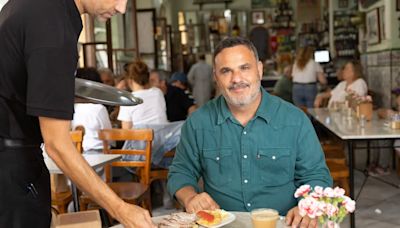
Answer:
[{"xmin": 196, "ymin": 209, "xmax": 229, "ymax": 227}]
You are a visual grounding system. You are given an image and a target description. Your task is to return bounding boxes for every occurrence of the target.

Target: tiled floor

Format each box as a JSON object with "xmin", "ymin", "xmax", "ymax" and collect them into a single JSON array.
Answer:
[{"xmin": 151, "ymin": 150, "xmax": 400, "ymax": 227}]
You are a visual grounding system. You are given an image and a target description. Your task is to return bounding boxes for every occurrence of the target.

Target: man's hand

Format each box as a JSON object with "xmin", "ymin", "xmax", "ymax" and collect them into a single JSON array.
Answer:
[
  {"xmin": 115, "ymin": 202, "xmax": 156, "ymax": 228},
  {"xmin": 285, "ymin": 206, "xmax": 317, "ymax": 228},
  {"xmin": 184, "ymin": 192, "xmax": 220, "ymax": 213}
]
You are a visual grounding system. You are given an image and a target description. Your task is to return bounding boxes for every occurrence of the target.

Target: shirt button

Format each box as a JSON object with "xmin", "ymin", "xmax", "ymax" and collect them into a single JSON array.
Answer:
[
  {"xmin": 243, "ymin": 155, "xmax": 248, "ymax": 159},
  {"xmin": 244, "ymin": 179, "xmax": 248, "ymax": 183},
  {"xmin": 243, "ymin": 131, "xmax": 247, "ymax": 135},
  {"xmin": 247, "ymin": 203, "xmax": 251, "ymax": 207},
  {"xmin": 272, "ymin": 156, "xmax": 276, "ymax": 160},
  {"xmin": 216, "ymin": 157, "xmax": 220, "ymax": 161}
]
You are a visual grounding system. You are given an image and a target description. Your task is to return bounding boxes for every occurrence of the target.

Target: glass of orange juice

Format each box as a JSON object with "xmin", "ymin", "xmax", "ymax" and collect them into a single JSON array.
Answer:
[{"xmin": 251, "ymin": 208, "xmax": 279, "ymax": 228}]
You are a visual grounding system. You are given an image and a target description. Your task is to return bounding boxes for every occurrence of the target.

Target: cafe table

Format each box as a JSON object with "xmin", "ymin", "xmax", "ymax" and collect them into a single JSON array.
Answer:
[
  {"xmin": 308, "ymin": 108, "xmax": 400, "ymax": 228},
  {"xmin": 110, "ymin": 211, "xmax": 289, "ymax": 228},
  {"xmin": 45, "ymin": 154, "xmax": 122, "ymax": 212}
]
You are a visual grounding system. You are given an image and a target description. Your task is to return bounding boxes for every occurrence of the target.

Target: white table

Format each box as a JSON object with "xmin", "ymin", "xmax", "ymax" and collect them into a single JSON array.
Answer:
[
  {"xmin": 308, "ymin": 108, "xmax": 400, "ymax": 228},
  {"xmin": 45, "ymin": 154, "xmax": 122, "ymax": 211},
  {"xmin": 110, "ymin": 212, "xmax": 289, "ymax": 228}
]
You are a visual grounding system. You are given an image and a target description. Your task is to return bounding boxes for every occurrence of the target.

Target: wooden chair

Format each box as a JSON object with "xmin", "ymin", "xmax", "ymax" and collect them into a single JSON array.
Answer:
[
  {"xmin": 51, "ymin": 127, "xmax": 84, "ymax": 213},
  {"xmin": 149, "ymin": 149, "xmax": 175, "ymax": 183},
  {"xmin": 321, "ymin": 142, "xmax": 350, "ymax": 195},
  {"xmin": 79, "ymin": 128, "xmax": 153, "ymax": 213}
]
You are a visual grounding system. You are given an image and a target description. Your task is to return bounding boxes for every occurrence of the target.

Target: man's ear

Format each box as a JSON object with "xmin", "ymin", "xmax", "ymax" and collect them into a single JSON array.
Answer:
[{"xmin": 257, "ymin": 61, "xmax": 263, "ymax": 79}]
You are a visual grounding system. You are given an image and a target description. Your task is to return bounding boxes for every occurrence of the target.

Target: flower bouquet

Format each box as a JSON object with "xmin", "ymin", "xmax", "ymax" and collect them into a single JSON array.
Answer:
[{"xmin": 295, "ymin": 185, "xmax": 356, "ymax": 228}]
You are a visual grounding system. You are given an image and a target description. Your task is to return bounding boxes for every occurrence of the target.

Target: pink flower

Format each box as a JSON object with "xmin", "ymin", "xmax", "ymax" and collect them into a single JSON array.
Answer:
[
  {"xmin": 342, "ymin": 196, "xmax": 356, "ymax": 212},
  {"xmin": 333, "ymin": 187, "xmax": 345, "ymax": 197},
  {"xmin": 323, "ymin": 187, "xmax": 335, "ymax": 197},
  {"xmin": 325, "ymin": 204, "xmax": 339, "ymax": 217},
  {"xmin": 298, "ymin": 197, "xmax": 320, "ymax": 218},
  {"xmin": 294, "ymin": 185, "xmax": 311, "ymax": 198},
  {"xmin": 310, "ymin": 186, "xmax": 324, "ymax": 199}
]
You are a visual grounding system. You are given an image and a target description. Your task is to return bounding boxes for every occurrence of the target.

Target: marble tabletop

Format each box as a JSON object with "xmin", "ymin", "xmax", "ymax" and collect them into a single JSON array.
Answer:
[
  {"xmin": 110, "ymin": 212, "xmax": 289, "ymax": 228},
  {"xmin": 308, "ymin": 108, "xmax": 400, "ymax": 140},
  {"xmin": 45, "ymin": 154, "xmax": 122, "ymax": 174}
]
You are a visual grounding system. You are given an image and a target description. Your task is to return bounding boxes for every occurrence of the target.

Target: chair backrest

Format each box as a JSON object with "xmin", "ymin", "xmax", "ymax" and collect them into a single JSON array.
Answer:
[
  {"xmin": 98, "ymin": 128, "xmax": 153, "ymax": 185},
  {"xmin": 70, "ymin": 126, "xmax": 85, "ymax": 154}
]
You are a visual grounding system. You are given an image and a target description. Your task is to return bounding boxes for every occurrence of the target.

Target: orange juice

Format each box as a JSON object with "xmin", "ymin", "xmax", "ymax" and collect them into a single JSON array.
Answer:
[{"xmin": 251, "ymin": 208, "xmax": 279, "ymax": 228}]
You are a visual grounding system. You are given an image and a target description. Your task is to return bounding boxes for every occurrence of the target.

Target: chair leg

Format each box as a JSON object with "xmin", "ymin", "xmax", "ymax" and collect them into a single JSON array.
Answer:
[{"xmin": 80, "ymin": 201, "xmax": 88, "ymax": 211}]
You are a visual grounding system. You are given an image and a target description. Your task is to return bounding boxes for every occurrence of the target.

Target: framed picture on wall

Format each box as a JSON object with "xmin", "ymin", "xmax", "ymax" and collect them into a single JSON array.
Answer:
[
  {"xmin": 366, "ymin": 8, "xmax": 380, "ymax": 45},
  {"xmin": 397, "ymin": 0, "xmax": 400, "ymax": 11},
  {"xmin": 251, "ymin": 11, "xmax": 265, "ymax": 25}
]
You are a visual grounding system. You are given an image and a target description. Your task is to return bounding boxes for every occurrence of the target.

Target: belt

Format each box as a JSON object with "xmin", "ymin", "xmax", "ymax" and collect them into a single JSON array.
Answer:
[
  {"xmin": 0, "ymin": 138, "xmax": 41, "ymax": 151},
  {"xmin": 293, "ymin": 82, "xmax": 317, "ymax": 85}
]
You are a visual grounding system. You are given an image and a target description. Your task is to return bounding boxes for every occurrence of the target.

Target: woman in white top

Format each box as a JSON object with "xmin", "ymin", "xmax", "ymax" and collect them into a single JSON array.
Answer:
[
  {"xmin": 292, "ymin": 46, "xmax": 327, "ymax": 108},
  {"xmin": 314, "ymin": 60, "xmax": 367, "ymax": 107},
  {"xmin": 72, "ymin": 68, "xmax": 113, "ymax": 153},
  {"xmin": 117, "ymin": 60, "xmax": 168, "ymax": 129}
]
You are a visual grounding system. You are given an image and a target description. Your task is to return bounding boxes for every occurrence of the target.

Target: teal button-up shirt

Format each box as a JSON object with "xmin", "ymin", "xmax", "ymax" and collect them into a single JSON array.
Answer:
[{"xmin": 168, "ymin": 88, "xmax": 332, "ymax": 215}]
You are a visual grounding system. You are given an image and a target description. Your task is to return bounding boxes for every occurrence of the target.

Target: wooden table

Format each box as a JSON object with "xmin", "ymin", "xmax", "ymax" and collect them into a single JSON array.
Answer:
[
  {"xmin": 110, "ymin": 212, "xmax": 289, "ymax": 228},
  {"xmin": 45, "ymin": 154, "xmax": 122, "ymax": 211},
  {"xmin": 308, "ymin": 108, "xmax": 400, "ymax": 228}
]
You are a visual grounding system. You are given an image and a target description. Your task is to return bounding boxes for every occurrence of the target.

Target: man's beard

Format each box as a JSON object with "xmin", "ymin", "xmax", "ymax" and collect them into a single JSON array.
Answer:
[{"xmin": 222, "ymin": 80, "xmax": 261, "ymax": 107}]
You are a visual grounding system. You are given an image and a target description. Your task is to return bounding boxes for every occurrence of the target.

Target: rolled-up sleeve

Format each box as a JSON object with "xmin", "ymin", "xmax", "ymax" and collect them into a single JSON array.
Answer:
[
  {"xmin": 294, "ymin": 115, "xmax": 333, "ymax": 188},
  {"xmin": 167, "ymin": 119, "xmax": 202, "ymax": 197}
]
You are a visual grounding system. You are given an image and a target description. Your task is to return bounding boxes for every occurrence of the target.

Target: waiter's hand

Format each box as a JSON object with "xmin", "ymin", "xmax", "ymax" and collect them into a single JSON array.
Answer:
[
  {"xmin": 184, "ymin": 192, "xmax": 220, "ymax": 213},
  {"xmin": 116, "ymin": 202, "xmax": 156, "ymax": 228},
  {"xmin": 285, "ymin": 206, "xmax": 317, "ymax": 228}
]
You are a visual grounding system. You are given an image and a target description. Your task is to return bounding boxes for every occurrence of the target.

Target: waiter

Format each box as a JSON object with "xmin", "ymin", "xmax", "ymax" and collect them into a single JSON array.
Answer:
[{"xmin": 0, "ymin": 0, "xmax": 155, "ymax": 227}]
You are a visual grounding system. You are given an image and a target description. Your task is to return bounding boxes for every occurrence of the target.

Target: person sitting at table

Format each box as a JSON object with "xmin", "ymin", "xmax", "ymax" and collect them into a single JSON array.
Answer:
[
  {"xmin": 117, "ymin": 60, "xmax": 168, "ymax": 129},
  {"xmin": 72, "ymin": 68, "xmax": 112, "ymax": 154},
  {"xmin": 149, "ymin": 69, "xmax": 197, "ymax": 121},
  {"xmin": 314, "ymin": 60, "xmax": 367, "ymax": 108},
  {"xmin": 167, "ymin": 37, "xmax": 332, "ymax": 228},
  {"xmin": 272, "ymin": 64, "xmax": 293, "ymax": 103}
]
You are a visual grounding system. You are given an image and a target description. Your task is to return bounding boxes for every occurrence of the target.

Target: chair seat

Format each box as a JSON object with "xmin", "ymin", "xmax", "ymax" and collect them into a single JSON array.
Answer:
[
  {"xmin": 51, "ymin": 191, "xmax": 72, "ymax": 204},
  {"xmin": 326, "ymin": 160, "xmax": 349, "ymax": 178}
]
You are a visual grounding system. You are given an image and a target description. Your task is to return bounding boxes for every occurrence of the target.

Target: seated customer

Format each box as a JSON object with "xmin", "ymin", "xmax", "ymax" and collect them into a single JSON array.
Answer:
[
  {"xmin": 150, "ymin": 69, "xmax": 197, "ymax": 121},
  {"xmin": 314, "ymin": 60, "xmax": 367, "ymax": 107},
  {"xmin": 167, "ymin": 37, "xmax": 332, "ymax": 227},
  {"xmin": 272, "ymin": 65, "xmax": 293, "ymax": 103},
  {"xmin": 72, "ymin": 68, "xmax": 112, "ymax": 153},
  {"xmin": 118, "ymin": 60, "xmax": 168, "ymax": 129}
]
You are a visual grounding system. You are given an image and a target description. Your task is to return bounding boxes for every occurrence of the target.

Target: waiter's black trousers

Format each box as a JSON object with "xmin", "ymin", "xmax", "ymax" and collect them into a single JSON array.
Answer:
[{"xmin": 0, "ymin": 148, "xmax": 51, "ymax": 228}]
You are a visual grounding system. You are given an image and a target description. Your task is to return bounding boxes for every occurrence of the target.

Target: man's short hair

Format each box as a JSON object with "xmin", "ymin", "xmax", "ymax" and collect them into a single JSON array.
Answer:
[
  {"xmin": 151, "ymin": 69, "xmax": 170, "ymax": 82},
  {"xmin": 213, "ymin": 37, "xmax": 259, "ymax": 65}
]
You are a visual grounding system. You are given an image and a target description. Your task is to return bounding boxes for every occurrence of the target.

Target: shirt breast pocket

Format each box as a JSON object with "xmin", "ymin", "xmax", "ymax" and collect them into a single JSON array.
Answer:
[
  {"xmin": 257, "ymin": 148, "xmax": 292, "ymax": 186},
  {"xmin": 201, "ymin": 148, "xmax": 233, "ymax": 187}
]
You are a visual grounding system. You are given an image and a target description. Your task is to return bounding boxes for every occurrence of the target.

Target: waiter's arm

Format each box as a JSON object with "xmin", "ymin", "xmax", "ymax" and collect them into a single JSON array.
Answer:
[{"xmin": 39, "ymin": 117, "xmax": 155, "ymax": 228}]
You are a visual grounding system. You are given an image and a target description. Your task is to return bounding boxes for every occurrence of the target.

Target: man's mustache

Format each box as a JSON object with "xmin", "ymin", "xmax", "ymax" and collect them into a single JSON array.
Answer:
[{"xmin": 228, "ymin": 82, "xmax": 250, "ymax": 90}]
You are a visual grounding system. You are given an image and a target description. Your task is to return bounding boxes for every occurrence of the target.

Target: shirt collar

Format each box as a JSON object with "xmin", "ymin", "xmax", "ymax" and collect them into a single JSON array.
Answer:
[{"xmin": 216, "ymin": 87, "xmax": 279, "ymax": 125}]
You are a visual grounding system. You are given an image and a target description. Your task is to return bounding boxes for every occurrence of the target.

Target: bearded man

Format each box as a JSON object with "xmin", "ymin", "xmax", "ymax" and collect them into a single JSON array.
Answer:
[{"xmin": 167, "ymin": 37, "xmax": 332, "ymax": 228}]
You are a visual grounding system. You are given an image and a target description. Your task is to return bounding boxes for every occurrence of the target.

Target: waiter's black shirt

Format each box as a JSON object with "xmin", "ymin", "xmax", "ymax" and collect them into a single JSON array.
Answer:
[
  {"xmin": 0, "ymin": 0, "xmax": 82, "ymax": 143},
  {"xmin": 165, "ymin": 85, "xmax": 195, "ymax": 122}
]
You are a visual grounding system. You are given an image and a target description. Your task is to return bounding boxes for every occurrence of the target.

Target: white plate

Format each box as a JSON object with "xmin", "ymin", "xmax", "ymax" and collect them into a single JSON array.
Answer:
[{"xmin": 198, "ymin": 211, "xmax": 236, "ymax": 228}]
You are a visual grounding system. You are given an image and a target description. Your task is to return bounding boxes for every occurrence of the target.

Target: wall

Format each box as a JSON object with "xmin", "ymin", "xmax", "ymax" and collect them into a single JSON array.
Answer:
[{"xmin": 359, "ymin": 0, "xmax": 400, "ymax": 108}]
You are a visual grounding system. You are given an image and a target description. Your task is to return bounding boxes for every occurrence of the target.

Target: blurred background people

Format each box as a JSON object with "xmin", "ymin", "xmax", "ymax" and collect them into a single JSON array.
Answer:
[
  {"xmin": 117, "ymin": 60, "xmax": 168, "ymax": 129},
  {"xmin": 273, "ymin": 65, "xmax": 293, "ymax": 103},
  {"xmin": 188, "ymin": 54, "xmax": 213, "ymax": 107},
  {"xmin": 73, "ymin": 68, "xmax": 112, "ymax": 154},
  {"xmin": 292, "ymin": 46, "xmax": 327, "ymax": 108},
  {"xmin": 98, "ymin": 67, "xmax": 115, "ymax": 87},
  {"xmin": 314, "ymin": 60, "xmax": 367, "ymax": 108},
  {"xmin": 150, "ymin": 70, "xmax": 197, "ymax": 121}
]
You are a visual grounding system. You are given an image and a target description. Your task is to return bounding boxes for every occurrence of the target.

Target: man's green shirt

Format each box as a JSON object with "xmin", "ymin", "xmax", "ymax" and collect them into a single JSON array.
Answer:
[{"xmin": 168, "ymin": 88, "xmax": 332, "ymax": 215}]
